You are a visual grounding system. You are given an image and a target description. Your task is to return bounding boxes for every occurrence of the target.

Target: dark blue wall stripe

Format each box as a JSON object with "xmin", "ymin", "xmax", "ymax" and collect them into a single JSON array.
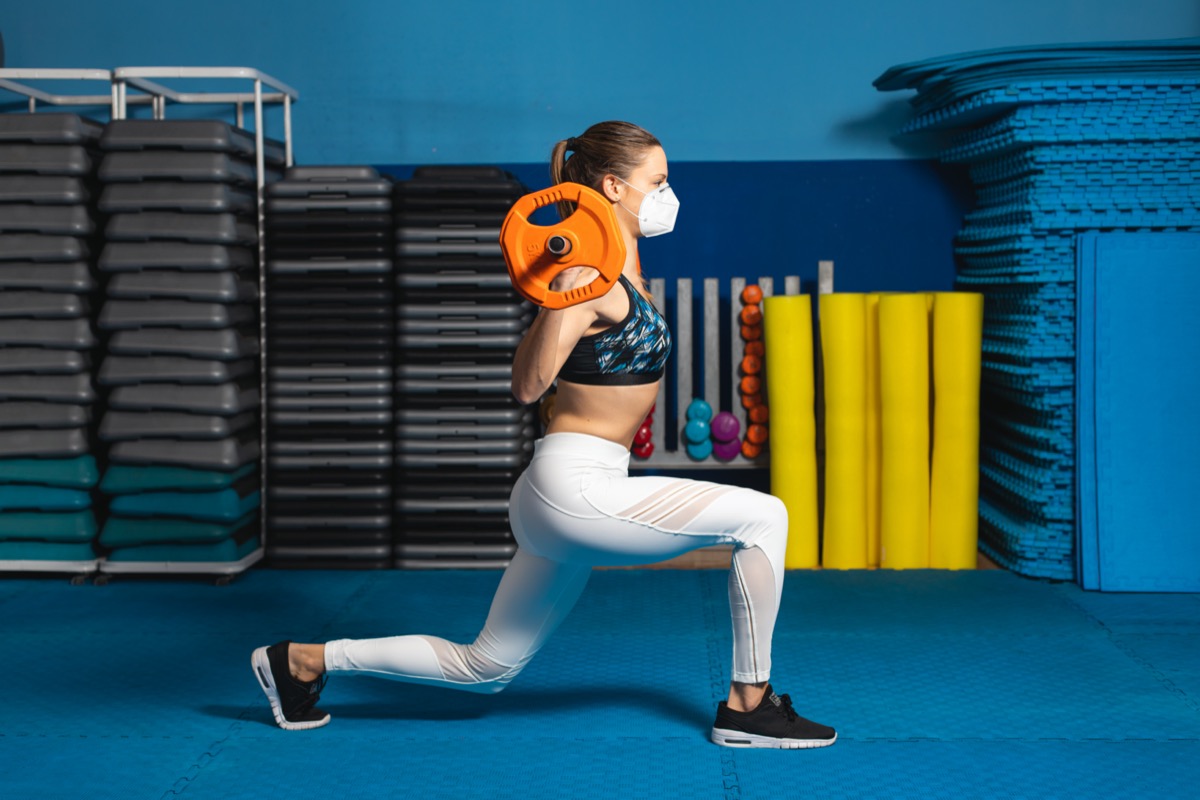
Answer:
[{"xmin": 378, "ymin": 159, "xmax": 973, "ymax": 298}]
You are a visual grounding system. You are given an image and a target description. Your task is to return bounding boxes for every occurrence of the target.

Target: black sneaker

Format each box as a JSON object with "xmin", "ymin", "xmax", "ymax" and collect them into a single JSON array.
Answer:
[
  {"xmin": 711, "ymin": 685, "xmax": 837, "ymax": 749},
  {"xmin": 251, "ymin": 640, "xmax": 331, "ymax": 731}
]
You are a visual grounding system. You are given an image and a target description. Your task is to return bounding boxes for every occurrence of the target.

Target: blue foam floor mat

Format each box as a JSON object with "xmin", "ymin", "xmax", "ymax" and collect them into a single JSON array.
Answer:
[{"xmin": 2, "ymin": 569, "xmax": 1198, "ymax": 799}]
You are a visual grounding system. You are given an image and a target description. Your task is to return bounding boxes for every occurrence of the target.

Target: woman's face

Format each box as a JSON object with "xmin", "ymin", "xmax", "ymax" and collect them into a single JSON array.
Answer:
[{"xmin": 604, "ymin": 145, "xmax": 669, "ymax": 238}]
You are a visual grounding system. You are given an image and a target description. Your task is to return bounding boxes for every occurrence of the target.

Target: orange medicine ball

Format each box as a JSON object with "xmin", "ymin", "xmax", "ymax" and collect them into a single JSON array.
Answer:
[
  {"xmin": 741, "ymin": 285, "xmax": 763, "ymax": 304},
  {"xmin": 741, "ymin": 392, "xmax": 762, "ymax": 409},
  {"xmin": 740, "ymin": 375, "xmax": 761, "ymax": 395}
]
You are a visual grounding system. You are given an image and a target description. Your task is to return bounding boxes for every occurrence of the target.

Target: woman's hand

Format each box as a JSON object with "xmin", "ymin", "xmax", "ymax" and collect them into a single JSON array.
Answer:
[{"xmin": 549, "ymin": 266, "xmax": 600, "ymax": 293}]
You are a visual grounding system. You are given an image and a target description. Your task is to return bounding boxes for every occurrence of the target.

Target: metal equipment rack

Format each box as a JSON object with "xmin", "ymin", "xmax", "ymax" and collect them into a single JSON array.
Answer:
[{"xmin": 0, "ymin": 67, "xmax": 297, "ymax": 581}]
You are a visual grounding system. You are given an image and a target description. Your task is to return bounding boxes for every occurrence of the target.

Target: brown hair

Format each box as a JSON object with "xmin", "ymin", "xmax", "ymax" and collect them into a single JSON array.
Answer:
[{"xmin": 549, "ymin": 120, "xmax": 661, "ymax": 221}]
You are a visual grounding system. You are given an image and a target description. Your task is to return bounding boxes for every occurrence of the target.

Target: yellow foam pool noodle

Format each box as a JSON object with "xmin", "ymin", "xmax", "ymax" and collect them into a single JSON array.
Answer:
[
  {"xmin": 865, "ymin": 293, "xmax": 883, "ymax": 568},
  {"xmin": 878, "ymin": 294, "xmax": 930, "ymax": 569},
  {"xmin": 763, "ymin": 295, "xmax": 819, "ymax": 569},
  {"xmin": 929, "ymin": 292, "xmax": 984, "ymax": 570},
  {"xmin": 819, "ymin": 294, "xmax": 868, "ymax": 569}
]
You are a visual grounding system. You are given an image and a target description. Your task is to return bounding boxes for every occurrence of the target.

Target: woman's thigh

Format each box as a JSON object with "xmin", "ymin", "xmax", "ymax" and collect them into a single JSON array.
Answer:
[{"xmin": 512, "ymin": 469, "xmax": 781, "ymax": 567}]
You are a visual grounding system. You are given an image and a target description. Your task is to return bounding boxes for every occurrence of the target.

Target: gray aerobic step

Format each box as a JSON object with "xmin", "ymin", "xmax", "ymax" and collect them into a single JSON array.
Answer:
[
  {"xmin": 397, "ymin": 333, "xmax": 521, "ymax": 350},
  {"xmin": 268, "ymin": 440, "xmax": 392, "ymax": 456},
  {"xmin": 397, "ymin": 226, "xmax": 503, "ymax": 243},
  {"xmin": 106, "ymin": 271, "xmax": 256, "ymax": 303},
  {"xmin": 105, "ymin": 212, "xmax": 257, "ymax": 246},
  {"xmin": 100, "ymin": 119, "xmax": 286, "ymax": 165},
  {"xmin": 268, "ymin": 365, "xmax": 391, "ymax": 381},
  {"xmin": 268, "ymin": 395, "xmax": 391, "ymax": 411},
  {"xmin": 0, "ymin": 348, "xmax": 89, "ymax": 375},
  {"xmin": 108, "ymin": 435, "xmax": 260, "ymax": 471},
  {"xmin": 99, "ymin": 242, "xmax": 254, "ymax": 273},
  {"xmin": 396, "ymin": 407, "xmax": 527, "ymax": 424},
  {"xmin": 265, "ymin": 196, "xmax": 391, "ymax": 214},
  {"xmin": 270, "ymin": 380, "xmax": 391, "ymax": 396},
  {"xmin": 398, "ymin": 317, "xmax": 527, "ymax": 334},
  {"xmin": 0, "ymin": 176, "xmax": 89, "ymax": 205},
  {"xmin": 0, "ymin": 402, "xmax": 90, "ymax": 429},
  {"xmin": 98, "ymin": 299, "xmax": 253, "ymax": 331},
  {"xmin": 98, "ymin": 355, "xmax": 254, "ymax": 386},
  {"xmin": 0, "ymin": 234, "xmax": 87, "ymax": 262},
  {"xmin": 0, "ymin": 373, "xmax": 95, "ymax": 403},
  {"xmin": 396, "ymin": 452, "xmax": 525, "ymax": 468},
  {"xmin": 0, "ymin": 262, "xmax": 94, "ymax": 293},
  {"xmin": 397, "ymin": 439, "xmax": 529, "ymax": 454},
  {"xmin": 107, "ymin": 381, "xmax": 259, "ymax": 415},
  {"xmin": 0, "ymin": 292, "xmax": 89, "ymax": 320},
  {"xmin": 0, "ymin": 144, "xmax": 93, "ymax": 176},
  {"xmin": 107, "ymin": 328, "xmax": 258, "ymax": 360},
  {"xmin": 98, "ymin": 151, "xmax": 276, "ymax": 185},
  {"xmin": 99, "ymin": 410, "xmax": 256, "ymax": 442},
  {"xmin": 268, "ymin": 454, "xmax": 390, "ymax": 470},
  {"xmin": 267, "ymin": 258, "xmax": 391, "ymax": 275},
  {"xmin": 267, "ymin": 178, "xmax": 390, "ymax": 198},
  {"xmin": 268, "ymin": 411, "xmax": 393, "ymax": 426},
  {"xmin": 0, "ymin": 113, "xmax": 105, "ymax": 144},
  {"xmin": 399, "ymin": 302, "xmax": 528, "ymax": 319},
  {"xmin": 397, "ymin": 423, "xmax": 534, "ymax": 440},
  {"xmin": 0, "ymin": 205, "xmax": 94, "ymax": 236},
  {"xmin": 284, "ymin": 166, "xmax": 381, "ymax": 181},
  {"xmin": 99, "ymin": 182, "xmax": 255, "ymax": 214},
  {"xmin": 0, "ymin": 318, "xmax": 95, "ymax": 349},
  {"xmin": 0, "ymin": 427, "xmax": 89, "ymax": 458}
]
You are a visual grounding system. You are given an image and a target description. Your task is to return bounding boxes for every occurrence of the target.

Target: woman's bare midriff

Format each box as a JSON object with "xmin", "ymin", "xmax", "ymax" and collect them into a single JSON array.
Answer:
[{"xmin": 544, "ymin": 379, "xmax": 660, "ymax": 449}]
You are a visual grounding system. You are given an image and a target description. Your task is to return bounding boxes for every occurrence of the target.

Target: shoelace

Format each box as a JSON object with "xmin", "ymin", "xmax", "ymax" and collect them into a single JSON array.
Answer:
[{"xmin": 774, "ymin": 693, "xmax": 799, "ymax": 723}]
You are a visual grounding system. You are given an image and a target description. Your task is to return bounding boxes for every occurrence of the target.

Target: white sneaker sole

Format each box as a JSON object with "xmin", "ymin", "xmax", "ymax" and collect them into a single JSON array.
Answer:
[
  {"xmin": 251, "ymin": 646, "xmax": 331, "ymax": 731},
  {"xmin": 711, "ymin": 727, "xmax": 838, "ymax": 749}
]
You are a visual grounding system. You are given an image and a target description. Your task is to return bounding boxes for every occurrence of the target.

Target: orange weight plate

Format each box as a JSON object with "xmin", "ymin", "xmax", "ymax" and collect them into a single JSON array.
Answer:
[{"xmin": 500, "ymin": 182, "xmax": 626, "ymax": 309}]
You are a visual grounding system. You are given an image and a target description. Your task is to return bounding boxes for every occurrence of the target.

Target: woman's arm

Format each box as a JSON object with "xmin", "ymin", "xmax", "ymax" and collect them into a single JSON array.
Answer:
[{"xmin": 511, "ymin": 302, "xmax": 597, "ymax": 405}]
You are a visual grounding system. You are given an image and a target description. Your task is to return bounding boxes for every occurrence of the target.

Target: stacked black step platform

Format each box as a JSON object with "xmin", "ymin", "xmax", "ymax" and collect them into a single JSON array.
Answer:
[
  {"xmin": 393, "ymin": 166, "xmax": 535, "ymax": 568},
  {"xmin": 264, "ymin": 166, "xmax": 396, "ymax": 568},
  {"xmin": 0, "ymin": 114, "xmax": 103, "ymax": 572},
  {"xmin": 93, "ymin": 120, "xmax": 282, "ymax": 569}
]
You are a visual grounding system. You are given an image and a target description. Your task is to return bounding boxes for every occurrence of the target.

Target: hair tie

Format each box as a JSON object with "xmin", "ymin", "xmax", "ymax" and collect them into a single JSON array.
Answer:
[{"xmin": 566, "ymin": 137, "xmax": 579, "ymax": 151}]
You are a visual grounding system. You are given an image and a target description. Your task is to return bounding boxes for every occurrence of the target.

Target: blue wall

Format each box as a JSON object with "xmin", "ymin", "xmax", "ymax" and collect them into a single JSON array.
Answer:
[
  {"xmin": 4, "ymin": 2, "xmax": 1196, "ymax": 294},
  {"xmin": 3, "ymin": 1, "xmax": 1196, "ymax": 164}
]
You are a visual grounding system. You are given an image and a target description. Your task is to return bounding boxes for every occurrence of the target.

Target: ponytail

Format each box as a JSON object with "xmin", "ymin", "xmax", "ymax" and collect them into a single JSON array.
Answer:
[{"xmin": 549, "ymin": 121, "xmax": 661, "ymax": 222}]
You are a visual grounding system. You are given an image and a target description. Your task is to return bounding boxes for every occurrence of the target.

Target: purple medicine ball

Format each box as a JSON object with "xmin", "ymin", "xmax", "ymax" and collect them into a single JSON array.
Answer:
[
  {"xmin": 710, "ymin": 411, "xmax": 740, "ymax": 443},
  {"xmin": 713, "ymin": 438, "xmax": 741, "ymax": 461}
]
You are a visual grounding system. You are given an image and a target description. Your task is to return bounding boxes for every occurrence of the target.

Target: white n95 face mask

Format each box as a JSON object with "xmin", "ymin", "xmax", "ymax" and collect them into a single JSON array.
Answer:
[{"xmin": 617, "ymin": 178, "xmax": 680, "ymax": 237}]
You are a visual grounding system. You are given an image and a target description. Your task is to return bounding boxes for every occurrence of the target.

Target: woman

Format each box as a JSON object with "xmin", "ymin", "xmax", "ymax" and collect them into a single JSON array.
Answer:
[{"xmin": 252, "ymin": 121, "xmax": 837, "ymax": 749}]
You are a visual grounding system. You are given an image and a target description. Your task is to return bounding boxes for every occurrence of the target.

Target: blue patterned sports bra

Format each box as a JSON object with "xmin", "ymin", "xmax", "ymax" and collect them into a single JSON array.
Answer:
[{"xmin": 558, "ymin": 275, "xmax": 672, "ymax": 386}]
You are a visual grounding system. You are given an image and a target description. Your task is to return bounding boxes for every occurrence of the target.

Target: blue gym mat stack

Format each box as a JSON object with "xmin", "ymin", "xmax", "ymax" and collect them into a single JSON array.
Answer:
[
  {"xmin": 263, "ymin": 166, "xmax": 396, "ymax": 569},
  {"xmin": 0, "ymin": 113, "xmax": 103, "ymax": 574},
  {"xmin": 876, "ymin": 38, "xmax": 1200, "ymax": 579},
  {"xmin": 93, "ymin": 120, "xmax": 281, "ymax": 569},
  {"xmin": 392, "ymin": 167, "xmax": 535, "ymax": 568}
]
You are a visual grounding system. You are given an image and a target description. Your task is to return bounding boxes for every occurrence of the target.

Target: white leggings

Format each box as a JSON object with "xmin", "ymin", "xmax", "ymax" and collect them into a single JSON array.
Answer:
[{"xmin": 324, "ymin": 432, "xmax": 788, "ymax": 690}]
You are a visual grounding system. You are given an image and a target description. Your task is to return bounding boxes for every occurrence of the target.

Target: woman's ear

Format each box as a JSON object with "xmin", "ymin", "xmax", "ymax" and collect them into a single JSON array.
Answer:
[{"xmin": 601, "ymin": 174, "xmax": 622, "ymax": 203}]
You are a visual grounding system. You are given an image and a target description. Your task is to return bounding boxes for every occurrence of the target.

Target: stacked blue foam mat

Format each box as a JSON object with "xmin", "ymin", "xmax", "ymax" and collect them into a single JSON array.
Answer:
[
  {"xmin": 0, "ymin": 113, "xmax": 104, "ymax": 573},
  {"xmin": 93, "ymin": 120, "xmax": 282, "ymax": 571},
  {"xmin": 876, "ymin": 38, "xmax": 1200, "ymax": 580}
]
